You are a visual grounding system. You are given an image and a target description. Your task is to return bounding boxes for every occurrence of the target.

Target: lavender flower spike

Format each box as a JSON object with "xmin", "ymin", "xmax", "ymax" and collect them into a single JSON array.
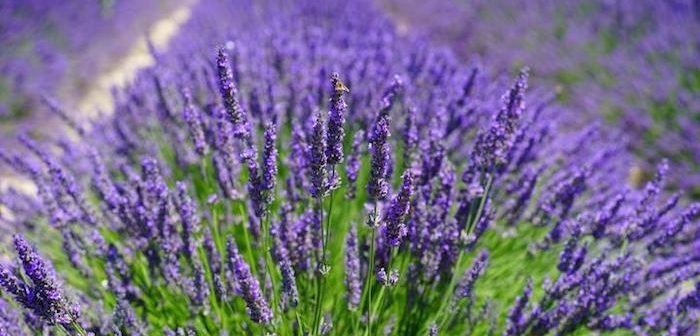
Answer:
[
  {"xmin": 454, "ymin": 249, "xmax": 489, "ymax": 303},
  {"xmin": 368, "ymin": 108, "xmax": 391, "ymax": 201},
  {"xmin": 504, "ymin": 279, "xmax": 533, "ymax": 336},
  {"xmin": 181, "ymin": 87, "xmax": 208, "ymax": 156},
  {"xmin": 382, "ymin": 170, "xmax": 414, "ymax": 247},
  {"xmin": 326, "ymin": 72, "xmax": 350, "ymax": 165},
  {"xmin": 345, "ymin": 130, "xmax": 364, "ymax": 199},
  {"xmin": 473, "ymin": 68, "xmax": 529, "ymax": 169},
  {"xmin": 279, "ymin": 256, "xmax": 299, "ymax": 310},
  {"xmin": 309, "ymin": 111, "xmax": 329, "ymax": 199},
  {"xmin": 176, "ymin": 181, "xmax": 200, "ymax": 262},
  {"xmin": 11, "ymin": 234, "xmax": 79, "ymax": 325},
  {"xmin": 226, "ymin": 238, "xmax": 273, "ymax": 324},
  {"xmin": 345, "ymin": 223, "xmax": 362, "ymax": 309},
  {"xmin": 216, "ymin": 47, "xmax": 250, "ymax": 139},
  {"xmin": 380, "ymin": 75, "xmax": 404, "ymax": 116},
  {"xmin": 261, "ymin": 121, "xmax": 278, "ymax": 209}
]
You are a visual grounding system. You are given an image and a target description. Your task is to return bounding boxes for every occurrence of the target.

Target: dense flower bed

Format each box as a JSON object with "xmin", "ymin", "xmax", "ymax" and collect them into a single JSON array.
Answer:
[{"xmin": 1, "ymin": 0, "xmax": 699, "ymax": 335}]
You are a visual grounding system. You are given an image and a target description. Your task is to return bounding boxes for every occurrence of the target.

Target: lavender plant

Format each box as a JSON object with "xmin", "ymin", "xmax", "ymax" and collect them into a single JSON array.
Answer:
[{"xmin": 1, "ymin": 0, "xmax": 700, "ymax": 335}]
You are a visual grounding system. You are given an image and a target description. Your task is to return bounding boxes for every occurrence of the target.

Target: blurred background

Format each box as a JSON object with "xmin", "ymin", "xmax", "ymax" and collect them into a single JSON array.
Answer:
[{"xmin": 1, "ymin": 0, "xmax": 698, "ymax": 195}]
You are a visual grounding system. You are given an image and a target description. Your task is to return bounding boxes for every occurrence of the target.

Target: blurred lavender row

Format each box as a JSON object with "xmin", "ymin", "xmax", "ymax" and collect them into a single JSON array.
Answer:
[
  {"xmin": 0, "ymin": 0, "xmax": 182, "ymax": 136},
  {"xmin": 382, "ymin": 0, "xmax": 700, "ymax": 194}
]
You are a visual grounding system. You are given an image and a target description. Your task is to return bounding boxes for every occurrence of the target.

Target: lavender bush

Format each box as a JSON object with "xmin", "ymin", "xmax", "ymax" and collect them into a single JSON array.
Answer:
[{"xmin": 1, "ymin": 0, "xmax": 699, "ymax": 335}]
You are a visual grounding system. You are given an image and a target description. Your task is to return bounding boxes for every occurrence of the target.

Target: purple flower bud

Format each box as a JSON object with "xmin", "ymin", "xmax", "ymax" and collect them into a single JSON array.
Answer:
[
  {"xmin": 377, "ymin": 268, "xmax": 388, "ymax": 286},
  {"xmin": 321, "ymin": 314, "xmax": 333, "ymax": 335},
  {"xmin": 388, "ymin": 269, "xmax": 399, "ymax": 286},
  {"xmin": 326, "ymin": 72, "xmax": 349, "ymax": 165},
  {"xmin": 429, "ymin": 323, "xmax": 439, "ymax": 336}
]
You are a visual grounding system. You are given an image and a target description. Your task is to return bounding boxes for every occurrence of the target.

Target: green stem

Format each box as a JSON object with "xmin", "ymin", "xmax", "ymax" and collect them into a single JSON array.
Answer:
[
  {"xmin": 313, "ymin": 168, "xmax": 339, "ymax": 335},
  {"xmin": 237, "ymin": 202, "xmax": 259, "ymax": 278},
  {"xmin": 364, "ymin": 202, "xmax": 378, "ymax": 336},
  {"xmin": 312, "ymin": 198, "xmax": 325, "ymax": 336},
  {"xmin": 70, "ymin": 321, "xmax": 88, "ymax": 336},
  {"xmin": 324, "ymin": 169, "xmax": 337, "ymax": 251},
  {"xmin": 262, "ymin": 212, "xmax": 281, "ymax": 329}
]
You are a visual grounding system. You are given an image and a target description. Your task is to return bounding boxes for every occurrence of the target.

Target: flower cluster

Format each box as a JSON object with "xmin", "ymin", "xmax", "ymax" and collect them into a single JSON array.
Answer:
[{"xmin": 0, "ymin": 0, "xmax": 699, "ymax": 335}]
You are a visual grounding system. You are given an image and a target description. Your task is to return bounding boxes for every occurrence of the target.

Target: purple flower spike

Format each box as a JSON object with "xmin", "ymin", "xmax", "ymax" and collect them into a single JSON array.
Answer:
[
  {"xmin": 382, "ymin": 170, "xmax": 414, "ymax": 247},
  {"xmin": 504, "ymin": 279, "xmax": 533, "ymax": 336},
  {"xmin": 181, "ymin": 87, "xmax": 208, "ymax": 156},
  {"xmin": 368, "ymin": 108, "xmax": 391, "ymax": 201},
  {"xmin": 9, "ymin": 235, "xmax": 79, "ymax": 325},
  {"xmin": 175, "ymin": 181, "xmax": 200, "ymax": 262},
  {"xmin": 226, "ymin": 238, "xmax": 272, "ymax": 324},
  {"xmin": 345, "ymin": 130, "xmax": 364, "ymax": 200},
  {"xmin": 344, "ymin": 224, "xmax": 362, "ymax": 309},
  {"xmin": 326, "ymin": 72, "xmax": 349, "ymax": 166},
  {"xmin": 279, "ymin": 256, "xmax": 299, "ymax": 310},
  {"xmin": 455, "ymin": 249, "xmax": 489, "ymax": 303},
  {"xmin": 216, "ymin": 47, "xmax": 250, "ymax": 140},
  {"xmin": 380, "ymin": 75, "xmax": 404, "ymax": 116},
  {"xmin": 261, "ymin": 121, "xmax": 278, "ymax": 208},
  {"xmin": 473, "ymin": 68, "xmax": 529, "ymax": 170},
  {"xmin": 309, "ymin": 111, "xmax": 329, "ymax": 199}
]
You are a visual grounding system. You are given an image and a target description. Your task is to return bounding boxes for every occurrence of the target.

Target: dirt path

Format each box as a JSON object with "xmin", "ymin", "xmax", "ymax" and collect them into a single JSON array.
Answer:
[{"xmin": 78, "ymin": 2, "xmax": 195, "ymax": 116}]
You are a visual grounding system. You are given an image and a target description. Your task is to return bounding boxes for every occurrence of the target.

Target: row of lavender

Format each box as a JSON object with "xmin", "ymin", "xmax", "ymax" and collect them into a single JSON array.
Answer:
[
  {"xmin": 382, "ymin": 0, "xmax": 700, "ymax": 194},
  {"xmin": 1, "ymin": 0, "xmax": 699, "ymax": 335},
  {"xmin": 0, "ymin": 0, "xmax": 174, "ymax": 127}
]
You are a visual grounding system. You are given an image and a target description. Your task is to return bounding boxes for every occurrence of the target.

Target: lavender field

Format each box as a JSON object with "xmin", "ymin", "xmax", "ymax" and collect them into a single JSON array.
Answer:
[{"xmin": 0, "ymin": 0, "xmax": 698, "ymax": 335}]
